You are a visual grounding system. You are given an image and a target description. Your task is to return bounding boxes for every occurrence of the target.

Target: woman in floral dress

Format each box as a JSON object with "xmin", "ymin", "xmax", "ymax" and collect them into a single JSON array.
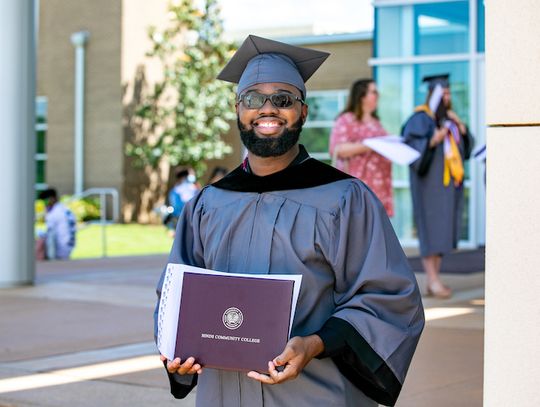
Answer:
[{"xmin": 329, "ymin": 79, "xmax": 393, "ymax": 216}]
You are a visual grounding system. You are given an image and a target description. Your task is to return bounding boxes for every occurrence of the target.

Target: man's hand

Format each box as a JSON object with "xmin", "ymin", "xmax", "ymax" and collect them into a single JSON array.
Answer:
[
  {"xmin": 160, "ymin": 354, "xmax": 203, "ymax": 375},
  {"xmin": 246, "ymin": 335, "xmax": 324, "ymax": 385}
]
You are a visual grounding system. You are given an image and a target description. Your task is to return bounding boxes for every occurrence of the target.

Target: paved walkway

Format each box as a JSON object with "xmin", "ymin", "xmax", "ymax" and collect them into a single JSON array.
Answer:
[{"xmin": 0, "ymin": 254, "xmax": 484, "ymax": 406}]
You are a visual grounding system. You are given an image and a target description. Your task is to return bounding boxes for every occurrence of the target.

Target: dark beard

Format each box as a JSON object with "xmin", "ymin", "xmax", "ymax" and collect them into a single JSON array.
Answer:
[{"xmin": 237, "ymin": 117, "xmax": 303, "ymax": 158}]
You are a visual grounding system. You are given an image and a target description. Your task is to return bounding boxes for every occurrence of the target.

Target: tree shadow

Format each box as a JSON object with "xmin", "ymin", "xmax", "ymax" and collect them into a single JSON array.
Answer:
[{"xmin": 122, "ymin": 65, "xmax": 170, "ymax": 223}]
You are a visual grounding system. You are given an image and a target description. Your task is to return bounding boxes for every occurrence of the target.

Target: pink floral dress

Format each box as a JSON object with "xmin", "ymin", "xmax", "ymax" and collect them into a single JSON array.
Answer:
[{"xmin": 329, "ymin": 112, "xmax": 394, "ymax": 216}]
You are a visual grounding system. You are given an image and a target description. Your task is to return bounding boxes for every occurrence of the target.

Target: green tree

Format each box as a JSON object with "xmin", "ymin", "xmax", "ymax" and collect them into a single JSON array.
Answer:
[{"xmin": 127, "ymin": 0, "xmax": 236, "ymax": 176}]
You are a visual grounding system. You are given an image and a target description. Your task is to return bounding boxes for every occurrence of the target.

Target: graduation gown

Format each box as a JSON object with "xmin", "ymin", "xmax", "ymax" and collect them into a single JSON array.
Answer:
[
  {"xmin": 154, "ymin": 146, "xmax": 424, "ymax": 406},
  {"xmin": 401, "ymin": 111, "xmax": 473, "ymax": 257}
]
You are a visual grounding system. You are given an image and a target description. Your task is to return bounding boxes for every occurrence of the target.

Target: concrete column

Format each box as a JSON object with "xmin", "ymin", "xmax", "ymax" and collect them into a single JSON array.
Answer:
[
  {"xmin": 484, "ymin": 1, "xmax": 540, "ymax": 405},
  {"xmin": 0, "ymin": 0, "xmax": 36, "ymax": 287}
]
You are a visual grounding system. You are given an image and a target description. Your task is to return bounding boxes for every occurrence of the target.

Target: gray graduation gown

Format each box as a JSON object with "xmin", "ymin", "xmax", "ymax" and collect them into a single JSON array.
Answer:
[
  {"xmin": 154, "ymin": 152, "xmax": 424, "ymax": 407},
  {"xmin": 402, "ymin": 112, "xmax": 473, "ymax": 257}
]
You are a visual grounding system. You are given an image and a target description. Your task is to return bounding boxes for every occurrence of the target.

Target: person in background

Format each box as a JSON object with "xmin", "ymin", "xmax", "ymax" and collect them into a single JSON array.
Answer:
[
  {"xmin": 329, "ymin": 79, "xmax": 393, "ymax": 216},
  {"xmin": 164, "ymin": 168, "xmax": 200, "ymax": 234},
  {"xmin": 401, "ymin": 74, "xmax": 474, "ymax": 299},
  {"xmin": 155, "ymin": 35, "xmax": 424, "ymax": 407},
  {"xmin": 38, "ymin": 188, "xmax": 77, "ymax": 260},
  {"xmin": 206, "ymin": 166, "xmax": 228, "ymax": 185}
]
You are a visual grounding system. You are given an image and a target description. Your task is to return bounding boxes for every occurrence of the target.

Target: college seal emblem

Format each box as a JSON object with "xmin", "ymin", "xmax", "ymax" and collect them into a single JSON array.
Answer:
[{"xmin": 222, "ymin": 307, "xmax": 243, "ymax": 330}]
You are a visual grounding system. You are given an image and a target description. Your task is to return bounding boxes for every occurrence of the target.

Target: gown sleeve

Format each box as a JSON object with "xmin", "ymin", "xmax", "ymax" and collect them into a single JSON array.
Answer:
[
  {"xmin": 461, "ymin": 126, "xmax": 474, "ymax": 160},
  {"xmin": 402, "ymin": 112, "xmax": 436, "ymax": 176},
  {"xmin": 153, "ymin": 190, "xmax": 207, "ymax": 399},
  {"xmin": 315, "ymin": 182, "xmax": 425, "ymax": 406}
]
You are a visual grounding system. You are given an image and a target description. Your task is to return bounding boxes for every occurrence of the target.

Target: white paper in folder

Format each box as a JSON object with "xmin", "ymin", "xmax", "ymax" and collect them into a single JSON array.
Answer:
[{"xmin": 363, "ymin": 135, "xmax": 420, "ymax": 166}]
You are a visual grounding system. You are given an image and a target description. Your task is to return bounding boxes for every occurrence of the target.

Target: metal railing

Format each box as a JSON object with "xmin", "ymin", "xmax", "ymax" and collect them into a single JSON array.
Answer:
[{"xmin": 71, "ymin": 188, "xmax": 120, "ymax": 258}]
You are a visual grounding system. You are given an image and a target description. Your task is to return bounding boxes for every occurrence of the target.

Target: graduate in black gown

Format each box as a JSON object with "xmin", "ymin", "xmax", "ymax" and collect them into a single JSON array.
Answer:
[
  {"xmin": 155, "ymin": 35, "xmax": 425, "ymax": 407},
  {"xmin": 402, "ymin": 74, "xmax": 474, "ymax": 299}
]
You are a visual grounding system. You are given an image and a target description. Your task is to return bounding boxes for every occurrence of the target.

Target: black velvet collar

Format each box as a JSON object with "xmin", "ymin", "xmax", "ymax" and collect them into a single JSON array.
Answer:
[{"xmin": 213, "ymin": 145, "xmax": 353, "ymax": 193}]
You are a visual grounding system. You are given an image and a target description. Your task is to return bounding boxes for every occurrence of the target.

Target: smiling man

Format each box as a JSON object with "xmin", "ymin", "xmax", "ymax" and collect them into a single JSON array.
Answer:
[
  {"xmin": 155, "ymin": 35, "xmax": 424, "ymax": 407},
  {"xmin": 237, "ymin": 82, "xmax": 305, "ymax": 159}
]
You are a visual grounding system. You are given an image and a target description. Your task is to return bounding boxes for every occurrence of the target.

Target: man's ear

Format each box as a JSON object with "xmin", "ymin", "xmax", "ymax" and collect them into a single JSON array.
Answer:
[{"xmin": 301, "ymin": 104, "xmax": 308, "ymax": 124}]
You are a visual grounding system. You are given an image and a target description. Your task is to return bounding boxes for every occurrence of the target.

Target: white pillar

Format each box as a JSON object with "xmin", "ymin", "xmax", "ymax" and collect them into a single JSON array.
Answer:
[
  {"xmin": 484, "ymin": 1, "xmax": 540, "ymax": 405},
  {"xmin": 0, "ymin": 0, "xmax": 36, "ymax": 287},
  {"xmin": 71, "ymin": 31, "xmax": 89, "ymax": 196}
]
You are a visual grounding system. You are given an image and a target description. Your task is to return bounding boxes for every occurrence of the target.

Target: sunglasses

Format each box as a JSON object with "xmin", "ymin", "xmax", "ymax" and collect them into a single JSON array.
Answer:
[{"xmin": 238, "ymin": 91, "xmax": 305, "ymax": 109}]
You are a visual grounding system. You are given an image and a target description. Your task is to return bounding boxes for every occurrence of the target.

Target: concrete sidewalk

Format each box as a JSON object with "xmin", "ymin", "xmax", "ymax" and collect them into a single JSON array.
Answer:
[{"xmin": 0, "ymin": 254, "xmax": 484, "ymax": 407}]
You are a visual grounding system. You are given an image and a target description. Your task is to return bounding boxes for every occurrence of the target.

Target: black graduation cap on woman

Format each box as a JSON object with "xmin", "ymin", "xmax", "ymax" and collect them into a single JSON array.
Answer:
[
  {"xmin": 423, "ymin": 73, "xmax": 449, "ymax": 91},
  {"xmin": 217, "ymin": 35, "xmax": 330, "ymax": 98},
  {"xmin": 423, "ymin": 73, "xmax": 450, "ymax": 126}
]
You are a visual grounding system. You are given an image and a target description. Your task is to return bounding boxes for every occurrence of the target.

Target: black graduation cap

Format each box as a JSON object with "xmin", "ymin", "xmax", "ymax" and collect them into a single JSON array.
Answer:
[
  {"xmin": 422, "ymin": 73, "xmax": 450, "ymax": 91},
  {"xmin": 217, "ymin": 35, "xmax": 330, "ymax": 96}
]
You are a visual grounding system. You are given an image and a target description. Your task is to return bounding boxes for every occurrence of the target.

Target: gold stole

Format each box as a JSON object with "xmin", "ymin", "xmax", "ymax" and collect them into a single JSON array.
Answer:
[{"xmin": 414, "ymin": 105, "xmax": 464, "ymax": 186}]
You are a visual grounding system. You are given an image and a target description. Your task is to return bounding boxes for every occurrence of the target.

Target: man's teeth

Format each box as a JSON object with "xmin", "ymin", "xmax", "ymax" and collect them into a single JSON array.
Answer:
[{"xmin": 257, "ymin": 122, "xmax": 280, "ymax": 127}]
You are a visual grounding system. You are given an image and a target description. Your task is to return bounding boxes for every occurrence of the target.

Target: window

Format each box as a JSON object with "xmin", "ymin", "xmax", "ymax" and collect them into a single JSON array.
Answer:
[
  {"xmin": 477, "ymin": 0, "xmax": 485, "ymax": 52},
  {"xmin": 375, "ymin": 6, "xmax": 413, "ymax": 58},
  {"xmin": 414, "ymin": 1, "xmax": 469, "ymax": 55},
  {"xmin": 35, "ymin": 96, "xmax": 48, "ymax": 192},
  {"xmin": 375, "ymin": 1, "xmax": 470, "ymax": 58},
  {"xmin": 303, "ymin": 90, "xmax": 348, "ymax": 161}
]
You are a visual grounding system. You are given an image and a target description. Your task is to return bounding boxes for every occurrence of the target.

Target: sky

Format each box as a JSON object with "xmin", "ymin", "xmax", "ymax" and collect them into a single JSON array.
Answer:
[{"xmin": 218, "ymin": 0, "xmax": 374, "ymax": 36}]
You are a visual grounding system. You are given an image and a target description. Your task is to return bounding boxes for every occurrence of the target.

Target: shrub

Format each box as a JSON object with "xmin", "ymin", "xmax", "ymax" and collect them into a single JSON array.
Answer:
[
  {"xmin": 36, "ymin": 196, "xmax": 101, "ymax": 223},
  {"xmin": 61, "ymin": 196, "xmax": 101, "ymax": 221}
]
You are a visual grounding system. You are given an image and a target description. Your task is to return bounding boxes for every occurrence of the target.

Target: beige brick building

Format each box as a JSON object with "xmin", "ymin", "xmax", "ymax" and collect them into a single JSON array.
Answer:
[
  {"xmin": 37, "ymin": 0, "xmax": 372, "ymax": 222},
  {"xmin": 38, "ymin": 0, "xmax": 123, "ymax": 200}
]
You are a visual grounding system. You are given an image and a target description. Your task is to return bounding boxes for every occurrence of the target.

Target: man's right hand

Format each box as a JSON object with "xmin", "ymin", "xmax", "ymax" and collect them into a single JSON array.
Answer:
[{"xmin": 160, "ymin": 354, "xmax": 203, "ymax": 375}]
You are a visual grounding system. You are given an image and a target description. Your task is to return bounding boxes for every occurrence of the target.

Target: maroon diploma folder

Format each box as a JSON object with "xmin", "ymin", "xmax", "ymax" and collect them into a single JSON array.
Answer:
[{"xmin": 176, "ymin": 272, "xmax": 295, "ymax": 372}]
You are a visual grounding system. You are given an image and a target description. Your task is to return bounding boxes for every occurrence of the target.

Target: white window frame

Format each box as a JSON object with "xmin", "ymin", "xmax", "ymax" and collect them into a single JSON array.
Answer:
[{"xmin": 304, "ymin": 89, "xmax": 348, "ymax": 161}]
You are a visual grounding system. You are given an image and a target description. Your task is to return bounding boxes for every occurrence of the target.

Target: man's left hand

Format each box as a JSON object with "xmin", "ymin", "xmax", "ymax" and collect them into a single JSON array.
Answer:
[{"xmin": 246, "ymin": 335, "xmax": 324, "ymax": 385}]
